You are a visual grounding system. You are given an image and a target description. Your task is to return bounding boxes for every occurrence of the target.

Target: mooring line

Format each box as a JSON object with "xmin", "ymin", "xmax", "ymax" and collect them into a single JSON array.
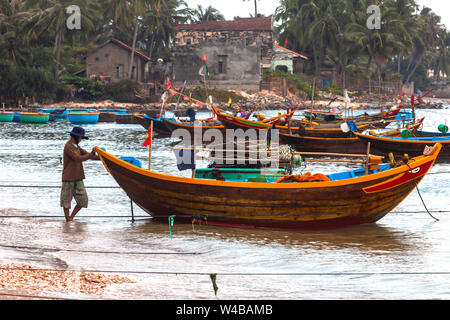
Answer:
[
  {"xmin": 406, "ymin": 162, "xmax": 439, "ymax": 221},
  {"xmin": 0, "ymin": 243, "xmax": 211, "ymax": 256},
  {"xmin": 1, "ymin": 266, "xmax": 450, "ymax": 277}
]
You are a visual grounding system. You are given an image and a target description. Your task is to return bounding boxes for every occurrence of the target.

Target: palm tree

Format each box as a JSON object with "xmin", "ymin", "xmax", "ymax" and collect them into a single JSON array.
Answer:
[
  {"xmin": 25, "ymin": 0, "xmax": 99, "ymax": 82},
  {"xmin": 242, "ymin": 0, "xmax": 259, "ymax": 17},
  {"xmin": 190, "ymin": 5, "xmax": 225, "ymax": 24},
  {"xmin": 141, "ymin": 0, "xmax": 182, "ymax": 58},
  {"xmin": 102, "ymin": 0, "xmax": 161, "ymax": 80},
  {"xmin": 404, "ymin": 6, "xmax": 442, "ymax": 84},
  {"xmin": 0, "ymin": 0, "xmax": 30, "ymax": 65}
]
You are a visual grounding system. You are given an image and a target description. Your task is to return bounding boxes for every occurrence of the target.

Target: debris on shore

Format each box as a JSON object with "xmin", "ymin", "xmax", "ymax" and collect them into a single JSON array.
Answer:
[{"xmin": 0, "ymin": 261, "xmax": 133, "ymax": 299}]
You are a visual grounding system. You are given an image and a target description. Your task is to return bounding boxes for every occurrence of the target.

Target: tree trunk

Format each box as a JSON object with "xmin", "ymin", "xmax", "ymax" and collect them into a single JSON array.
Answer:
[
  {"xmin": 312, "ymin": 44, "xmax": 320, "ymax": 76},
  {"xmin": 254, "ymin": 0, "xmax": 258, "ymax": 17},
  {"xmin": 54, "ymin": 28, "xmax": 63, "ymax": 83},
  {"xmin": 366, "ymin": 55, "xmax": 373, "ymax": 94},
  {"xmin": 405, "ymin": 55, "xmax": 424, "ymax": 84},
  {"xmin": 129, "ymin": 18, "xmax": 139, "ymax": 80}
]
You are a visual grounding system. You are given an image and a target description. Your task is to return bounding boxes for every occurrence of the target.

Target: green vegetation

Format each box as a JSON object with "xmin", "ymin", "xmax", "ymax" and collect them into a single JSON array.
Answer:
[
  {"xmin": 275, "ymin": 0, "xmax": 450, "ymax": 91},
  {"xmin": 0, "ymin": 0, "xmax": 449, "ymax": 104},
  {"xmin": 186, "ymin": 88, "xmax": 248, "ymax": 104}
]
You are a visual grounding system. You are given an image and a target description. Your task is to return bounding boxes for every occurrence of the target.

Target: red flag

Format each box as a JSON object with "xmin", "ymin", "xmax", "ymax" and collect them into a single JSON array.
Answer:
[
  {"xmin": 200, "ymin": 53, "xmax": 208, "ymax": 65},
  {"xmin": 411, "ymin": 94, "xmax": 415, "ymax": 106},
  {"xmin": 284, "ymin": 39, "xmax": 288, "ymax": 47},
  {"xmin": 195, "ymin": 100, "xmax": 204, "ymax": 107},
  {"xmin": 168, "ymin": 88, "xmax": 178, "ymax": 96},
  {"xmin": 183, "ymin": 95, "xmax": 191, "ymax": 101},
  {"xmin": 143, "ymin": 125, "xmax": 152, "ymax": 147},
  {"xmin": 166, "ymin": 77, "xmax": 172, "ymax": 89}
]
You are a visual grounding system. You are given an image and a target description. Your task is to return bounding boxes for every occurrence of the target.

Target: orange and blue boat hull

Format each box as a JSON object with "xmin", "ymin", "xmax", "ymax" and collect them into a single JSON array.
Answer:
[{"xmin": 95, "ymin": 144, "xmax": 440, "ymax": 229}]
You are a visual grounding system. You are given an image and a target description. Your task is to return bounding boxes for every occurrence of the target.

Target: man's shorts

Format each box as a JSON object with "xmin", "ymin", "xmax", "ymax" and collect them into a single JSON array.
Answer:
[{"xmin": 60, "ymin": 180, "xmax": 88, "ymax": 209}]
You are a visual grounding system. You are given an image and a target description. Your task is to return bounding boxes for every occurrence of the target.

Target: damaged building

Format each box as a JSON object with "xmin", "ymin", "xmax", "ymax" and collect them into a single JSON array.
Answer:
[{"xmin": 172, "ymin": 17, "xmax": 273, "ymax": 91}]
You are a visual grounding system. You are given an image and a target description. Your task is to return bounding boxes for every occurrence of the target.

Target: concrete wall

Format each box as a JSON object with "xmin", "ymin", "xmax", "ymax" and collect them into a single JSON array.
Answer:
[
  {"xmin": 86, "ymin": 42, "xmax": 146, "ymax": 82},
  {"xmin": 173, "ymin": 39, "xmax": 262, "ymax": 91},
  {"xmin": 175, "ymin": 30, "xmax": 273, "ymax": 68}
]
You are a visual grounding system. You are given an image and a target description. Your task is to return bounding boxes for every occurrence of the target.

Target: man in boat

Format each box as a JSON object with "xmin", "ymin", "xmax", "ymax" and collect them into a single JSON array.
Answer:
[{"xmin": 61, "ymin": 126, "xmax": 99, "ymax": 222}]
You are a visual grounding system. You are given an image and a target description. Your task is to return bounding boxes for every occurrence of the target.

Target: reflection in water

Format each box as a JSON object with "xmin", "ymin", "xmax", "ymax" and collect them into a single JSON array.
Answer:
[{"xmin": 1, "ymin": 109, "xmax": 450, "ymax": 299}]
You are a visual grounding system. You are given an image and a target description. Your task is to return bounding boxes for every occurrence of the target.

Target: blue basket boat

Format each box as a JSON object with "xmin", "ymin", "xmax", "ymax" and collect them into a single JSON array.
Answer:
[
  {"xmin": 99, "ymin": 108, "xmax": 127, "ymax": 114},
  {"xmin": 68, "ymin": 111, "xmax": 100, "ymax": 124},
  {"xmin": 0, "ymin": 112, "xmax": 15, "ymax": 122}
]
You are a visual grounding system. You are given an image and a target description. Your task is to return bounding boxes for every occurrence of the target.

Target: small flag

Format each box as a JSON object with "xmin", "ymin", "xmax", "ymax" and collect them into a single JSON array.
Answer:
[
  {"xmin": 166, "ymin": 77, "xmax": 172, "ymax": 89},
  {"xmin": 284, "ymin": 39, "xmax": 288, "ymax": 47},
  {"xmin": 168, "ymin": 88, "xmax": 178, "ymax": 96},
  {"xmin": 200, "ymin": 53, "xmax": 208, "ymax": 65},
  {"xmin": 227, "ymin": 98, "xmax": 232, "ymax": 108},
  {"xmin": 195, "ymin": 100, "xmax": 204, "ymax": 107},
  {"xmin": 183, "ymin": 95, "xmax": 191, "ymax": 101},
  {"xmin": 143, "ymin": 124, "xmax": 152, "ymax": 147}
]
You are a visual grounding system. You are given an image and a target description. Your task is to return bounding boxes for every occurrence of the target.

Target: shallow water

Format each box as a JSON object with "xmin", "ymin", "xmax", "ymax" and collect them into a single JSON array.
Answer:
[{"xmin": 1, "ymin": 108, "xmax": 450, "ymax": 299}]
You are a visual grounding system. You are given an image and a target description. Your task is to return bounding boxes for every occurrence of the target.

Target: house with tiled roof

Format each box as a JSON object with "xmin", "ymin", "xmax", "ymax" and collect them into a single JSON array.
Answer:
[
  {"xmin": 85, "ymin": 39, "xmax": 152, "ymax": 83},
  {"xmin": 173, "ymin": 17, "xmax": 273, "ymax": 90}
]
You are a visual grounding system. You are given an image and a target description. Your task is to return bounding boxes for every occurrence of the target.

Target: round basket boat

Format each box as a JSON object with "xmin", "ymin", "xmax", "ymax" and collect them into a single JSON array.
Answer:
[
  {"xmin": 68, "ymin": 112, "xmax": 100, "ymax": 124},
  {"xmin": 0, "ymin": 112, "xmax": 15, "ymax": 122},
  {"xmin": 19, "ymin": 112, "xmax": 50, "ymax": 124}
]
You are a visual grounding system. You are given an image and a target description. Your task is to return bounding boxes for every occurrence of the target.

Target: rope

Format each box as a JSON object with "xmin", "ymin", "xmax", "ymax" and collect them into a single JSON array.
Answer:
[
  {"xmin": 0, "ymin": 243, "xmax": 208, "ymax": 255},
  {"xmin": 0, "ymin": 292, "xmax": 70, "ymax": 300},
  {"xmin": 406, "ymin": 162, "xmax": 439, "ymax": 221},
  {"xmin": 1, "ymin": 266, "xmax": 450, "ymax": 276}
]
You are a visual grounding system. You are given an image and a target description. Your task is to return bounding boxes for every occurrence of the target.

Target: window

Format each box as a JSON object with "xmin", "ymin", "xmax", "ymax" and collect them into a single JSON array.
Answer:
[
  {"xmin": 185, "ymin": 37, "xmax": 192, "ymax": 45},
  {"xmin": 218, "ymin": 55, "xmax": 227, "ymax": 74},
  {"xmin": 115, "ymin": 65, "xmax": 123, "ymax": 79}
]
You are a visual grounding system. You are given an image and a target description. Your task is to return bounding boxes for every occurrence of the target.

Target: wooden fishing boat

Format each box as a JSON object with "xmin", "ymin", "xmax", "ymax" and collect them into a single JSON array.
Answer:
[
  {"xmin": 277, "ymin": 123, "xmax": 371, "ymax": 138},
  {"xmin": 162, "ymin": 117, "xmax": 226, "ymax": 136},
  {"xmin": 212, "ymin": 105, "xmax": 297, "ymax": 130},
  {"xmin": 280, "ymin": 119, "xmax": 425, "ymax": 155},
  {"xmin": 305, "ymin": 107, "xmax": 406, "ymax": 129},
  {"xmin": 68, "ymin": 111, "xmax": 100, "ymax": 124},
  {"xmin": 94, "ymin": 143, "xmax": 441, "ymax": 229},
  {"xmin": 354, "ymin": 132, "xmax": 450, "ymax": 162},
  {"xmin": 213, "ymin": 105, "xmax": 379, "ymax": 138},
  {"xmin": 304, "ymin": 109, "xmax": 343, "ymax": 121},
  {"xmin": 134, "ymin": 115, "xmax": 173, "ymax": 136},
  {"xmin": 18, "ymin": 112, "xmax": 50, "ymax": 124},
  {"xmin": 0, "ymin": 112, "xmax": 15, "ymax": 122}
]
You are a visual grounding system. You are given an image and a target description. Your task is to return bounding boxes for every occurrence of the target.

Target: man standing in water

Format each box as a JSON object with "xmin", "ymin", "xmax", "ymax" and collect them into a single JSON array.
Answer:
[{"xmin": 61, "ymin": 126, "xmax": 99, "ymax": 222}]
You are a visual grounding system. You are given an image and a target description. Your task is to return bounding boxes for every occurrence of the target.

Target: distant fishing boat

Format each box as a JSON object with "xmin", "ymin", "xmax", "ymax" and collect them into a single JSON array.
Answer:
[
  {"xmin": 0, "ymin": 112, "xmax": 15, "ymax": 122},
  {"xmin": 95, "ymin": 143, "xmax": 441, "ymax": 229},
  {"xmin": 280, "ymin": 118, "xmax": 425, "ymax": 155},
  {"xmin": 162, "ymin": 117, "xmax": 226, "ymax": 135},
  {"xmin": 212, "ymin": 105, "xmax": 297, "ymax": 130},
  {"xmin": 354, "ymin": 132, "xmax": 450, "ymax": 162},
  {"xmin": 68, "ymin": 111, "xmax": 100, "ymax": 124},
  {"xmin": 134, "ymin": 115, "xmax": 173, "ymax": 136},
  {"xmin": 18, "ymin": 112, "xmax": 50, "ymax": 124}
]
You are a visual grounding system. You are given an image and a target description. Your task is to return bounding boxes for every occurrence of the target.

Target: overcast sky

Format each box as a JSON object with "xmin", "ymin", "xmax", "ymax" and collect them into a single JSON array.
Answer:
[{"xmin": 185, "ymin": 0, "xmax": 450, "ymax": 28}]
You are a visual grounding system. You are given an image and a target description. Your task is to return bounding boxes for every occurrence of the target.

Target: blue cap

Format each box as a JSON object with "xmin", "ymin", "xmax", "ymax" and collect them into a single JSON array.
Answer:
[{"xmin": 67, "ymin": 126, "xmax": 89, "ymax": 139}]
